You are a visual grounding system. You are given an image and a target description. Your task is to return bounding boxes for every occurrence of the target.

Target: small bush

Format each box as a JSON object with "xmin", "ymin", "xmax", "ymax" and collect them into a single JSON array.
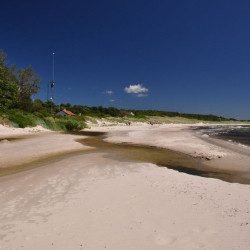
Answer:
[
  {"xmin": 64, "ymin": 120, "xmax": 79, "ymax": 131},
  {"xmin": 7, "ymin": 109, "xmax": 38, "ymax": 128},
  {"xmin": 44, "ymin": 117, "xmax": 58, "ymax": 130},
  {"xmin": 44, "ymin": 116, "xmax": 86, "ymax": 131}
]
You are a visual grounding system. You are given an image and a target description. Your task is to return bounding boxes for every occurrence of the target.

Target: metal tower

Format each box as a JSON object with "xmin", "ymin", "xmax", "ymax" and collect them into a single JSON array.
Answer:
[
  {"xmin": 51, "ymin": 52, "xmax": 55, "ymax": 103},
  {"xmin": 47, "ymin": 52, "xmax": 55, "ymax": 113}
]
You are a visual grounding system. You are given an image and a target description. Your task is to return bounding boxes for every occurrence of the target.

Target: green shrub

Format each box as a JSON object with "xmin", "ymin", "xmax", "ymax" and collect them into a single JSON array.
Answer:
[
  {"xmin": 44, "ymin": 116, "xmax": 86, "ymax": 131},
  {"xmin": 64, "ymin": 118, "xmax": 86, "ymax": 131},
  {"xmin": 65, "ymin": 120, "xmax": 79, "ymax": 131},
  {"xmin": 7, "ymin": 109, "xmax": 38, "ymax": 128},
  {"xmin": 44, "ymin": 117, "xmax": 58, "ymax": 130}
]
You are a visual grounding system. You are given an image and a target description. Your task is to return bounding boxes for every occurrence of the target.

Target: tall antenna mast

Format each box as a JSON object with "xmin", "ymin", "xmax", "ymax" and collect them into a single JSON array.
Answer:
[
  {"xmin": 52, "ymin": 52, "xmax": 55, "ymax": 83},
  {"xmin": 47, "ymin": 82, "xmax": 50, "ymax": 101},
  {"xmin": 51, "ymin": 52, "xmax": 55, "ymax": 103},
  {"xmin": 49, "ymin": 52, "xmax": 55, "ymax": 113}
]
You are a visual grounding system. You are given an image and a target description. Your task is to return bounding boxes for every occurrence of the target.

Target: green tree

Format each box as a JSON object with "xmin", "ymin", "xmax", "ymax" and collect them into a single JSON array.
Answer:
[
  {"xmin": 17, "ymin": 66, "xmax": 42, "ymax": 110},
  {"xmin": 0, "ymin": 50, "xmax": 18, "ymax": 109}
]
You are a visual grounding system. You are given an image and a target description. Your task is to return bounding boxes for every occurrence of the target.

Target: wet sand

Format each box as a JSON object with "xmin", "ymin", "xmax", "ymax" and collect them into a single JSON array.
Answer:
[{"xmin": 1, "ymin": 124, "xmax": 250, "ymax": 249}]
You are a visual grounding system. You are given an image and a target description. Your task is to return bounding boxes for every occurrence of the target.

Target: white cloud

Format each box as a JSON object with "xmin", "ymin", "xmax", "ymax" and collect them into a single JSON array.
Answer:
[
  {"xmin": 109, "ymin": 99, "xmax": 115, "ymax": 102},
  {"xmin": 124, "ymin": 84, "xmax": 148, "ymax": 94},
  {"xmin": 137, "ymin": 94, "xmax": 148, "ymax": 97},
  {"xmin": 105, "ymin": 90, "xmax": 113, "ymax": 95}
]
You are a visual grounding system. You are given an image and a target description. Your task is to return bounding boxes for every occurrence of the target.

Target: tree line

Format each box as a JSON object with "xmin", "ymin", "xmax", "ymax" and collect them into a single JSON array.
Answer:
[{"xmin": 0, "ymin": 50, "xmax": 41, "ymax": 112}]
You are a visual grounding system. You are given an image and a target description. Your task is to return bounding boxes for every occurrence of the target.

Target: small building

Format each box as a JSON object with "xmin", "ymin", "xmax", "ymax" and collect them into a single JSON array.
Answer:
[{"xmin": 56, "ymin": 109, "xmax": 76, "ymax": 116}]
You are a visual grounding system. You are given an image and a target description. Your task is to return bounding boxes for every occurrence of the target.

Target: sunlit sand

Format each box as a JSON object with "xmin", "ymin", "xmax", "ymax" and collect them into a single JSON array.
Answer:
[{"xmin": 1, "ymin": 123, "xmax": 250, "ymax": 249}]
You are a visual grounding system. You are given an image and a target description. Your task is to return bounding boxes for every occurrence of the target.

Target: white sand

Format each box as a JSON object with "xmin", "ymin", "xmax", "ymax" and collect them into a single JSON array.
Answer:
[
  {"xmin": 0, "ymin": 124, "xmax": 50, "ymax": 137},
  {"xmin": 0, "ymin": 132, "xmax": 91, "ymax": 169},
  {"xmin": 98, "ymin": 124, "xmax": 227, "ymax": 158},
  {"xmin": 0, "ymin": 124, "xmax": 250, "ymax": 249}
]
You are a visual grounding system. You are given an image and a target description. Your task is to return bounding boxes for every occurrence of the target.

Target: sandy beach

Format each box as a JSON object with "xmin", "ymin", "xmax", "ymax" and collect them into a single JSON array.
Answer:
[{"xmin": 1, "ymin": 123, "xmax": 250, "ymax": 249}]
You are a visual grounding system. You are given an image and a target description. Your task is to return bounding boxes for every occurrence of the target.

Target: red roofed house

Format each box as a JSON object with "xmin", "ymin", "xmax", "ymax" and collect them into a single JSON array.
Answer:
[{"xmin": 56, "ymin": 109, "xmax": 76, "ymax": 116}]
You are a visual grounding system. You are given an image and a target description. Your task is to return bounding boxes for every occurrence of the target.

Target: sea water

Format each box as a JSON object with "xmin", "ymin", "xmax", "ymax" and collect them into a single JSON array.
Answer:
[{"xmin": 194, "ymin": 125, "xmax": 250, "ymax": 148}]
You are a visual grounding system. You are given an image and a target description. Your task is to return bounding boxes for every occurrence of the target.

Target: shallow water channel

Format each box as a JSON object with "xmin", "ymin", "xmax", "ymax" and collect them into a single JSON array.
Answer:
[
  {"xmin": 74, "ymin": 131, "xmax": 250, "ymax": 185},
  {"xmin": 1, "ymin": 131, "xmax": 249, "ymax": 184}
]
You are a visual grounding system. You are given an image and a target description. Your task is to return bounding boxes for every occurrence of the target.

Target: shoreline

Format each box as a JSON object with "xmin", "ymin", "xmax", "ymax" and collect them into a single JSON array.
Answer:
[{"xmin": 87, "ymin": 123, "xmax": 250, "ymax": 171}]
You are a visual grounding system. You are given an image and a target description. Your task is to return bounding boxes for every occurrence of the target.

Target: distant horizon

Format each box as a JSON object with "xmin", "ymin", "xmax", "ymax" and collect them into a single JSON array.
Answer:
[{"xmin": 1, "ymin": 0, "xmax": 250, "ymax": 119}]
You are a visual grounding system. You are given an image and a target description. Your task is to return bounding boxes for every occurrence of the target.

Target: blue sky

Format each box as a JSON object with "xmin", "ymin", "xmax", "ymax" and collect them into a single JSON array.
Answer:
[{"xmin": 1, "ymin": 0, "xmax": 250, "ymax": 119}]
